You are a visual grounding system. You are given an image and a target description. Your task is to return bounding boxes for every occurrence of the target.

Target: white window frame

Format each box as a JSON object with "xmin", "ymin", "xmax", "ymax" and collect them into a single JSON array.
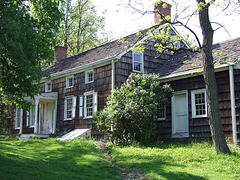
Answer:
[
  {"xmin": 15, "ymin": 107, "xmax": 22, "ymax": 129},
  {"xmin": 132, "ymin": 51, "xmax": 144, "ymax": 73},
  {"xmin": 85, "ymin": 70, "xmax": 94, "ymax": 84},
  {"xmin": 66, "ymin": 76, "xmax": 74, "ymax": 89},
  {"xmin": 157, "ymin": 105, "xmax": 166, "ymax": 121},
  {"xmin": 45, "ymin": 81, "xmax": 52, "ymax": 92},
  {"xmin": 64, "ymin": 95, "xmax": 76, "ymax": 121},
  {"xmin": 191, "ymin": 89, "xmax": 207, "ymax": 118},
  {"xmin": 84, "ymin": 91, "xmax": 97, "ymax": 119}
]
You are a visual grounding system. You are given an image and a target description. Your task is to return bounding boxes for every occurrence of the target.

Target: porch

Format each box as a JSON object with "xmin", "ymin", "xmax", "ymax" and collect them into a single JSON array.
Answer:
[{"xmin": 20, "ymin": 92, "xmax": 58, "ymax": 135}]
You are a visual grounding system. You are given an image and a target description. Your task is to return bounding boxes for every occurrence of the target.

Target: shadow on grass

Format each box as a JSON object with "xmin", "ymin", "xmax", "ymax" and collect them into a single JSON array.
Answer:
[
  {"xmin": 0, "ymin": 139, "xmax": 119, "ymax": 180},
  {"xmin": 111, "ymin": 145, "xmax": 207, "ymax": 180}
]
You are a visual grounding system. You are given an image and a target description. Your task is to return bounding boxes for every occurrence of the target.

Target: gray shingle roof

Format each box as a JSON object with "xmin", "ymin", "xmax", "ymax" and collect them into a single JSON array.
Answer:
[
  {"xmin": 42, "ymin": 28, "xmax": 150, "ymax": 75},
  {"xmin": 152, "ymin": 37, "xmax": 240, "ymax": 77}
]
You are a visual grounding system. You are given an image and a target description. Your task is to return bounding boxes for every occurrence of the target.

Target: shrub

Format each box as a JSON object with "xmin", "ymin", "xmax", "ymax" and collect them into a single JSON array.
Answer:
[{"xmin": 94, "ymin": 73, "xmax": 173, "ymax": 145}]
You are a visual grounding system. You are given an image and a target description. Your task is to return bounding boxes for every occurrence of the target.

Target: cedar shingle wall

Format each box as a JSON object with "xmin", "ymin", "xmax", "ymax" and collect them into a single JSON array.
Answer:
[
  {"xmin": 157, "ymin": 70, "xmax": 235, "ymax": 140},
  {"xmin": 11, "ymin": 64, "xmax": 113, "ymax": 136},
  {"xmin": 233, "ymin": 69, "xmax": 240, "ymax": 144}
]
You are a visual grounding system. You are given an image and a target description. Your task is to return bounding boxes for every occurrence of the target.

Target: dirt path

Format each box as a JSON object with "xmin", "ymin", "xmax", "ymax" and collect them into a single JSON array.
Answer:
[{"xmin": 98, "ymin": 143, "xmax": 150, "ymax": 180}]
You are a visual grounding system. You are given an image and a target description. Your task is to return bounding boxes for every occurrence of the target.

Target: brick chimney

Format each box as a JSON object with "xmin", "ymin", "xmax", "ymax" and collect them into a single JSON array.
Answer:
[
  {"xmin": 54, "ymin": 46, "xmax": 67, "ymax": 63},
  {"xmin": 154, "ymin": 1, "xmax": 172, "ymax": 24}
]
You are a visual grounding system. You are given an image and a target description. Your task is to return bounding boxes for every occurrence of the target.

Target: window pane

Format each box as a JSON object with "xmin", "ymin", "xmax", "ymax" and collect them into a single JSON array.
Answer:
[
  {"xmin": 195, "ymin": 92, "xmax": 206, "ymax": 116},
  {"xmin": 86, "ymin": 94, "xmax": 93, "ymax": 116},
  {"xmin": 134, "ymin": 63, "xmax": 141, "ymax": 71},
  {"xmin": 68, "ymin": 78, "xmax": 73, "ymax": 87},
  {"xmin": 30, "ymin": 106, "xmax": 35, "ymax": 127},
  {"xmin": 47, "ymin": 83, "xmax": 51, "ymax": 91},
  {"xmin": 134, "ymin": 53, "xmax": 141, "ymax": 62},
  {"xmin": 158, "ymin": 104, "xmax": 166, "ymax": 119},
  {"xmin": 66, "ymin": 97, "xmax": 72, "ymax": 119},
  {"xmin": 88, "ymin": 72, "xmax": 93, "ymax": 82}
]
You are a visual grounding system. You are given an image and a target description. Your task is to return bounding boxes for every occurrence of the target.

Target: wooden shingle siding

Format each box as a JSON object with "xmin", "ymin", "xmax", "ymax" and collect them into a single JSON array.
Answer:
[
  {"xmin": 233, "ymin": 69, "xmax": 240, "ymax": 144},
  {"xmin": 157, "ymin": 70, "xmax": 235, "ymax": 139}
]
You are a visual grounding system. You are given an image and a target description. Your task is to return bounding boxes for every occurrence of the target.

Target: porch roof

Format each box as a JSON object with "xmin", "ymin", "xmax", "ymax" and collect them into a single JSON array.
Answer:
[{"xmin": 25, "ymin": 92, "xmax": 58, "ymax": 102}]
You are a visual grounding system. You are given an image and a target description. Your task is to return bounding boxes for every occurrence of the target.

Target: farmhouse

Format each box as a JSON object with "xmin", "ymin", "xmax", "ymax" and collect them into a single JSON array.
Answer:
[{"xmin": 11, "ymin": 2, "xmax": 240, "ymax": 144}]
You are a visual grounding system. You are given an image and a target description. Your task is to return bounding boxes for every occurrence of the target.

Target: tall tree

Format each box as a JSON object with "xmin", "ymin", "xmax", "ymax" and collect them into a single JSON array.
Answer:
[
  {"xmin": 0, "ymin": 0, "xmax": 62, "ymax": 109},
  {"xmin": 196, "ymin": 0, "xmax": 230, "ymax": 154},
  {"xmin": 56, "ymin": 0, "xmax": 106, "ymax": 56},
  {"xmin": 125, "ymin": 0, "xmax": 239, "ymax": 154}
]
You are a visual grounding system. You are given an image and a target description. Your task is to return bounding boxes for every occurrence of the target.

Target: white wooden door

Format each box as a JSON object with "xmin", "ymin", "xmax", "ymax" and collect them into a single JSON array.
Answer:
[
  {"xmin": 40, "ymin": 102, "xmax": 53, "ymax": 134},
  {"xmin": 172, "ymin": 91, "xmax": 189, "ymax": 138}
]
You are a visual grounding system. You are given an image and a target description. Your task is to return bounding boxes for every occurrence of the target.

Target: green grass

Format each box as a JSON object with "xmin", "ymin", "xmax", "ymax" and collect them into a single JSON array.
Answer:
[
  {"xmin": 110, "ymin": 141, "xmax": 240, "ymax": 180},
  {"xmin": 0, "ymin": 137, "xmax": 119, "ymax": 180},
  {"xmin": 1, "ymin": 138, "xmax": 240, "ymax": 180}
]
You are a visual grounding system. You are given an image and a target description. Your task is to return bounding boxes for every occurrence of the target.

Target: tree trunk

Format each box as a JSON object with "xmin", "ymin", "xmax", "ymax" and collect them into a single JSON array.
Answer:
[{"xmin": 197, "ymin": 0, "xmax": 231, "ymax": 154}]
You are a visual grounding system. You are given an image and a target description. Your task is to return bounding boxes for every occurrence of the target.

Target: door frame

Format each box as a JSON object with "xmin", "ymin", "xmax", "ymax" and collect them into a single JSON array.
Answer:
[
  {"xmin": 39, "ymin": 100, "xmax": 54, "ymax": 134},
  {"xmin": 172, "ymin": 90, "xmax": 189, "ymax": 138}
]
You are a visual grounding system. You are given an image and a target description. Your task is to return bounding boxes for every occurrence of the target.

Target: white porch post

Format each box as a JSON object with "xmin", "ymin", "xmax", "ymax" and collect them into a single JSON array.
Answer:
[
  {"xmin": 53, "ymin": 99, "xmax": 58, "ymax": 134},
  {"xmin": 19, "ymin": 109, "xmax": 23, "ymax": 134},
  {"xmin": 34, "ymin": 99, "xmax": 39, "ymax": 134}
]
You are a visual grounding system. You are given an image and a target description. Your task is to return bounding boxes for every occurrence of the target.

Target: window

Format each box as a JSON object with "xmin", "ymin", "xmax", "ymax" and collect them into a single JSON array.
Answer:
[
  {"xmin": 66, "ymin": 76, "xmax": 74, "ymax": 88},
  {"xmin": 132, "ymin": 51, "xmax": 144, "ymax": 73},
  {"xmin": 85, "ymin": 70, "xmax": 94, "ymax": 84},
  {"xmin": 191, "ymin": 89, "xmax": 207, "ymax": 118},
  {"xmin": 29, "ymin": 106, "xmax": 35, "ymax": 127},
  {"xmin": 157, "ymin": 104, "xmax": 166, "ymax": 120},
  {"xmin": 15, "ymin": 107, "xmax": 22, "ymax": 129},
  {"xmin": 86, "ymin": 94, "xmax": 93, "ymax": 117},
  {"xmin": 64, "ymin": 96, "xmax": 76, "ymax": 120},
  {"xmin": 84, "ymin": 91, "xmax": 97, "ymax": 118},
  {"xmin": 27, "ymin": 105, "xmax": 35, "ymax": 127},
  {"xmin": 45, "ymin": 81, "xmax": 52, "ymax": 92}
]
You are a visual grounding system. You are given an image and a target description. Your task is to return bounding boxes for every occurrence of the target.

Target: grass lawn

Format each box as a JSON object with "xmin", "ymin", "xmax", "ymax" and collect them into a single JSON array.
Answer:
[
  {"xmin": 0, "ymin": 137, "xmax": 239, "ymax": 180},
  {"xmin": 0, "ymin": 137, "xmax": 119, "ymax": 180},
  {"xmin": 110, "ymin": 140, "xmax": 240, "ymax": 180}
]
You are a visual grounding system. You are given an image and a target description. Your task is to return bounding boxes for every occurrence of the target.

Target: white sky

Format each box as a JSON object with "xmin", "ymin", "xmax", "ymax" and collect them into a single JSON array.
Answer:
[{"xmin": 92, "ymin": 0, "xmax": 240, "ymax": 44}]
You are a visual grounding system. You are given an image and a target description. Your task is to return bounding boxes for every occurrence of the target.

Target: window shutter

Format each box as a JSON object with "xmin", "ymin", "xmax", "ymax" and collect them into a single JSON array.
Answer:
[
  {"xmin": 79, "ymin": 96, "xmax": 83, "ymax": 117},
  {"xmin": 93, "ymin": 92, "xmax": 98, "ymax": 113},
  {"xmin": 72, "ymin": 96, "xmax": 77, "ymax": 119}
]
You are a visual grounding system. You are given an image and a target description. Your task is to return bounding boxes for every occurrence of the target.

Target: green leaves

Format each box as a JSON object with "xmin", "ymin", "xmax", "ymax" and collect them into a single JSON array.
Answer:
[
  {"xmin": 56, "ymin": 0, "xmax": 105, "ymax": 56},
  {"xmin": 0, "ymin": 1, "xmax": 62, "ymax": 109},
  {"xmin": 94, "ymin": 73, "xmax": 173, "ymax": 145}
]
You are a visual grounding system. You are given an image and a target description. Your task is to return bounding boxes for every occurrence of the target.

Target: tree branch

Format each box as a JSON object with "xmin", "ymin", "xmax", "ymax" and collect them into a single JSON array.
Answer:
[{"xmin": 211, "ymin": 22, "xmax": 231, "ymax": 38}]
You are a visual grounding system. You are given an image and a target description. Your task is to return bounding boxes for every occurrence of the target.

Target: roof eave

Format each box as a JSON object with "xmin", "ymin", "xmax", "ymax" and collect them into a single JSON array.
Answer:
[
  {"xmin": 159, "ymin": 63, "xmax": 232, "ymax": 83},
  {"xmin": 41, "ymin": 56, "xmax": 120, "ymax": 82}
]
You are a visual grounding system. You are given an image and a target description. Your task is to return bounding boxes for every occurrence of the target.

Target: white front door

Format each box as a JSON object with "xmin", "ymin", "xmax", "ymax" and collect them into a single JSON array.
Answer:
[
  {"xmin": 172, "ymin": 91, "xmax": 189, "ymax": 138},
  {"xmin": 39, "ymin": 102, "xmax": 54, "ymax": 134}
]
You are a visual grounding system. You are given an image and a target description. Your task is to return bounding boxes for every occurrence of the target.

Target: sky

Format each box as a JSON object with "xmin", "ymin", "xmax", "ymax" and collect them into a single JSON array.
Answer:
[{"xmin": 92, "ymin": 0, "xmax": 240, "ymax": 44}]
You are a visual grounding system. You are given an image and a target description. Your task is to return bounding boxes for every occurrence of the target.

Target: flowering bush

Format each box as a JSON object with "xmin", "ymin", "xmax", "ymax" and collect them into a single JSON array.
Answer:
[{"xmin": 94, "ymin": 73, "xmax": 173, "ymax": 145}]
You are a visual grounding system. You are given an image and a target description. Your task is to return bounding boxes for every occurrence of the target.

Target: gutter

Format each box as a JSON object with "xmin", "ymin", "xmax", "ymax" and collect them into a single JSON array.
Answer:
[
  {"xmin": 41, "ymin": 56, "xmax": 120, "ymax": 82},
  {"xmin": 111, "ymin": 59, "xmax": 115, "ymax": 90},
  {"xmin": 159, "ymin": 64, "xmax": 229, "ymax": 82},
  {"xmin": 229, "ymin": 64, "xmax": 237, "ymax": 146}
]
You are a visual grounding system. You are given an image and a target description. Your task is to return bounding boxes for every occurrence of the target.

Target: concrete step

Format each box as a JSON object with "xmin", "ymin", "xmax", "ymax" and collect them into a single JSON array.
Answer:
[{"xmin": 19, "ymin": 134, "xmax": 49, "ymax": 140}]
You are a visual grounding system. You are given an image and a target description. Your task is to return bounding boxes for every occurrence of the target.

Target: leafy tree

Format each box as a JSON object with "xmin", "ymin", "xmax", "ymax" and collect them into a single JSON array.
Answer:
[
  {"xmin": 0, "ymin": 1, "xmax": 62, "ymax": 109},
  {"xmin": 0, "ymin": 92, "xmax": 11, "ymax": 134},
  {"xmin": 56, "ymin": 0, "xmax": 106, "ymax": 56},
  {"xmin": 94, "ymin": 73, "xmax": 173, "ymax": 145},
  {"xmin": 124, "ymin": 0, "xmax": 240, "ymax": 154}
]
